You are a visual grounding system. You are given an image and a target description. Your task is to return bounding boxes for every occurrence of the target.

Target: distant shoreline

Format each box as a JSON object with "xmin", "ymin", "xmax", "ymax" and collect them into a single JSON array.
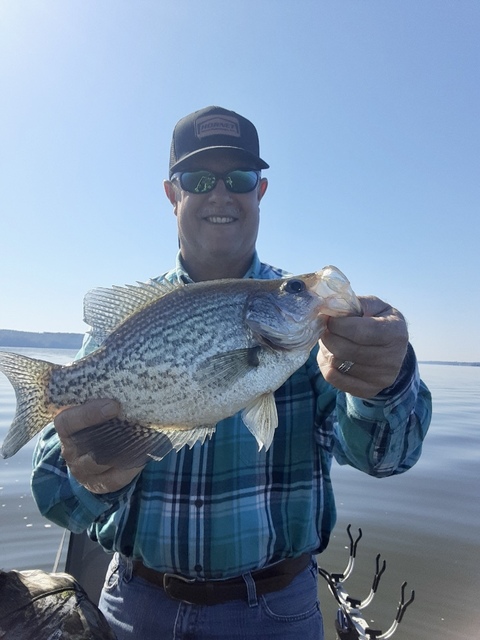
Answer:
[
  {"xmin": 0, "ymin": 329, "xmax": 83, "ymax": 350},
  {"xmin": 1, "ymin": 329, "xmax": 479, "ymax": 366},
  {"xmin": 419, "ymin": 360, "xmax": 480, "ymax": 367}
]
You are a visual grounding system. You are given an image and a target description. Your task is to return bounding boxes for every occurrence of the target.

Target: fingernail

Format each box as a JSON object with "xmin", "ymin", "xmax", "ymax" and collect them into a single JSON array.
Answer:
[{"xmin": 99, "ymin": 399, "xmax": 118, "ymax": 419}]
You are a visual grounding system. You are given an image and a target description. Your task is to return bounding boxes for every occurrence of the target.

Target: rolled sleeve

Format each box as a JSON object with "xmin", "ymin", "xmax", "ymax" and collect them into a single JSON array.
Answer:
[
  {"xmin": 333, "ymin": 345, "xmax": 432, "ymax": 477},
  {"xmin": 31, "ymin": 424, "xmax": 138, "ymax": 533}
]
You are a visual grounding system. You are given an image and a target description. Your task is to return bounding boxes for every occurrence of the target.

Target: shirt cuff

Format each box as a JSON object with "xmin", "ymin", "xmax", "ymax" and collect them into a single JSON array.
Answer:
[
  {"xmin": 68, "ymin": 468, "xmax": 138, "ymax": 522},
  {"xmin": 346, "ymin": 343, "xmax": 418, "ymax": 422}
]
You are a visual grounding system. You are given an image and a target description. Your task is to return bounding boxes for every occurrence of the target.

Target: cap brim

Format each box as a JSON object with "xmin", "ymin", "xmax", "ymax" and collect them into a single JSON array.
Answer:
[{"xmin": 169, "ymin": 146, "xmax": 269, "ymax": 176}]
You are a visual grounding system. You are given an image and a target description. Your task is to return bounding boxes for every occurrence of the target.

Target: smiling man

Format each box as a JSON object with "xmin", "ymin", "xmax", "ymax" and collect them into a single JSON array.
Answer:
[
  {"xmin": 31, "ymin": 106, "xmax": 432, "ymax": 640},
  {"xmin": 164, "ymin": 109, "xmax": 269, "ymax": 282}
]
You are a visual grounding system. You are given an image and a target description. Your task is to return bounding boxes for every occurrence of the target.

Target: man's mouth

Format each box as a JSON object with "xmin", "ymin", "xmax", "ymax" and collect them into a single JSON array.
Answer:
[{"xmin": 204, "ymin": 216, "xmax": 236, "ymax": 224}]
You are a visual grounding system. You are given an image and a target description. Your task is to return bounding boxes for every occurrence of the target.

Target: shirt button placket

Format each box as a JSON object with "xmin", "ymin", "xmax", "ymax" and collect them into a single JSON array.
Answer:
[{"xmin": 193, "ymin": 498, "xmax": 204, "ymax": 575}]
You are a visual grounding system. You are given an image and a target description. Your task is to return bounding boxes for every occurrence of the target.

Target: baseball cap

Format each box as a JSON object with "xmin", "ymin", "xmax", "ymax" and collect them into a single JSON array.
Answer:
[{"xmin": 169, "ymin": 106, "xmax": 269, "ymax": 177}]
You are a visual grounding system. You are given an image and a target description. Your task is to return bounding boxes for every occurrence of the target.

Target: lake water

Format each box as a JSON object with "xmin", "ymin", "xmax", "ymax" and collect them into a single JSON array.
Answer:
[{"xmin": 0, "ymin": 348, "xmax": 479, "ymax": 640}]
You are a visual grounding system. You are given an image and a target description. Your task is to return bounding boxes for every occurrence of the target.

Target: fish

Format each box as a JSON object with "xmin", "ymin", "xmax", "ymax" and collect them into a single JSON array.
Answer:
[{"xmin": 0, "ymin": 266, "xmax": 362, "ymax": 468}]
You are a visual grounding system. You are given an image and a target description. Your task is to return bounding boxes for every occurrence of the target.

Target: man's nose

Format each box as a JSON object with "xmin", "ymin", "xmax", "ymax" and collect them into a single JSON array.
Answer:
[{"xmin": 207, "ymin": 178, "xmax": 233, "ymax": 201}]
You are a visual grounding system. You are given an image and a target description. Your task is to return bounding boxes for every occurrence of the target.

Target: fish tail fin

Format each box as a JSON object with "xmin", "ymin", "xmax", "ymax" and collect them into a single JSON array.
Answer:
[{"xmin": 0, "ymin": 351, "xmax": 56, "ymax": 458}]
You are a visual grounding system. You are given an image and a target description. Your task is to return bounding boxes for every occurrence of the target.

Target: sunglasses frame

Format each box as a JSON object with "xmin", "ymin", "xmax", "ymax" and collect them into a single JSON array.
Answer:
[{"xmin": 171, "ymin": 169, "xmax": 260, "ymax": 194}]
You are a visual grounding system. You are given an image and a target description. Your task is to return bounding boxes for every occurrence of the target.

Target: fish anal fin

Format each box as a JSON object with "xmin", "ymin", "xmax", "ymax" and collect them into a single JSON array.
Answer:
[
  {"xmin": 70, "ymin": 419, "xmax": 216, "ymax": 469},
  {"xmin": 147, "ymin": 425, "xmax": 216, "ymax": 459},
  {"xmin": 241, "ymin": 393, "xmax": 278, "ymax": 451}
]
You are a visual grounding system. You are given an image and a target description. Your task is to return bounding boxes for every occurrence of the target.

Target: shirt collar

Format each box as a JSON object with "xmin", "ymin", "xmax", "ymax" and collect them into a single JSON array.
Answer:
[{"xmin": 174, "ymin": 251, "xmax": 262, "ymax": 283}]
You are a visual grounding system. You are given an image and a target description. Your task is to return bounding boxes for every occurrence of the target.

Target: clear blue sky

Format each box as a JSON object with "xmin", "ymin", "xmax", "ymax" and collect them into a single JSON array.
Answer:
[{"xmin": 1, "ymin": 0, "xmax": 479, "ymax": 361}]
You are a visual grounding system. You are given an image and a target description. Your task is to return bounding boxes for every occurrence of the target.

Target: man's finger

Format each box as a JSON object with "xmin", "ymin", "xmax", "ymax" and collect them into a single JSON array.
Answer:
[{"xmin": 55, "ymin": 399, "xmax": 120, "ymax": 437}]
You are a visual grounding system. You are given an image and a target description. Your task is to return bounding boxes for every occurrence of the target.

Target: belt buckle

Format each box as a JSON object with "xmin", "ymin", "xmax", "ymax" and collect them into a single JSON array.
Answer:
[{"xmin": 162, "ymin": 572, "xmax": 197, "ymax": 602}]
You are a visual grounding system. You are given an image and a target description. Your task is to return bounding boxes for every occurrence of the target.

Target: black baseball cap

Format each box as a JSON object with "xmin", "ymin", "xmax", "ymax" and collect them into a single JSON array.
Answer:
[{"xmin": 169, "ymin": 106, "xmax": 269, "ymax": 177}]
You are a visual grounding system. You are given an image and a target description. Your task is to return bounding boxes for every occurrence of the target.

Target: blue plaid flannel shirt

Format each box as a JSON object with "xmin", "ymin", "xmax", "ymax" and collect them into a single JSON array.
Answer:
[{"xmin": 31, "ymin": 252, "xmax": 432, "ymax": 579}]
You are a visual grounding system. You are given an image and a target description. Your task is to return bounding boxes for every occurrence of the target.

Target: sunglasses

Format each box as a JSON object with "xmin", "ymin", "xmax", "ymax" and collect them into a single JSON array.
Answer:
[{"xmin": 171, "ymin": 169, "xmax": 260, "ymax": 194}]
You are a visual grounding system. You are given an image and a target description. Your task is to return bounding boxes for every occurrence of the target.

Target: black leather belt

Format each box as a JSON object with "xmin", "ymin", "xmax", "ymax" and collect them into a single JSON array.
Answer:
[{"xmin": 132, "ymin": 553, "xmax": 311, "ymax": 605}]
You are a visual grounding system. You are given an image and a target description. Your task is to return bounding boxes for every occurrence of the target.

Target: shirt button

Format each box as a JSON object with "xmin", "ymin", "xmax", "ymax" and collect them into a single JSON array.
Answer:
[
  {"xmin": 194, "ymin": 564, "xmax": 203, "ymax": 573},
  {"xmin": 194, "ymin": 499, "xmax": 204, "ymax": 508}
]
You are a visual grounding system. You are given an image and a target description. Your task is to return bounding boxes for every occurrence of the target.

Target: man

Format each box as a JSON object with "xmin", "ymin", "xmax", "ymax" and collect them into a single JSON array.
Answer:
[{"xmin": 32, "ymin": 106, "xmax": 432, "ymax": 639}]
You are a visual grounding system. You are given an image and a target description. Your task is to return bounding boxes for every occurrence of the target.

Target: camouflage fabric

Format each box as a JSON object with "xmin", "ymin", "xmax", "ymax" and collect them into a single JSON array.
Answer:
[{"xmin": 0, "ymin": 569, "xmax": 116, "ymax": 639}]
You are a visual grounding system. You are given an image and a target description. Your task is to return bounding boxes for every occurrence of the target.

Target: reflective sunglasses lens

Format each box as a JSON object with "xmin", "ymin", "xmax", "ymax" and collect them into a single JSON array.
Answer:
[
  {"xmin": 225, "ymin": 170, "xmax": 259, "ymax": 193},
  {"xmin": 180, "ymin": 171, "xmax": 216, "ymax": 193}
]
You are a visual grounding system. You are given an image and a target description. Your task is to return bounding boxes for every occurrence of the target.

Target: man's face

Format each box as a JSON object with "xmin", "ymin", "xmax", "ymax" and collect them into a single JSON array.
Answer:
[{"xmin": 165, "ymin": 151, "xmax": 268, "ymax": 278}]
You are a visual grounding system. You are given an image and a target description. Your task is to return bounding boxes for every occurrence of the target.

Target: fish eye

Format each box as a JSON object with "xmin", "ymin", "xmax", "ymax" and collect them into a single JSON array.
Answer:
[{"xmin": 284, "ymin": 279, "xmax": 306, "ymax": 293}]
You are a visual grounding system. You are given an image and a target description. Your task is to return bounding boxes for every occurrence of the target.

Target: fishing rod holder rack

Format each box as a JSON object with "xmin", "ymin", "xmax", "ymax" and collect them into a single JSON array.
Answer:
[{"xmin": 318, "ymin": 525, "xmax": 415, "ymax": 640}]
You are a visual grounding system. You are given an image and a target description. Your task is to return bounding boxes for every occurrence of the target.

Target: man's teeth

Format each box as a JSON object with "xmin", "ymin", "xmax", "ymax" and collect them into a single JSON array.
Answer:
[{"xmin": 207, "ymin": 216, "xmax": 235, "ymax": 224}]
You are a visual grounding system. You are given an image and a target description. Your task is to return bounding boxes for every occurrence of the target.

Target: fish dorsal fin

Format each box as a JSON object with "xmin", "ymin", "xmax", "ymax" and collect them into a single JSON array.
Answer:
[
  {"xmin": 242, "ymin": 392, "xmax": 278, "ymax": 451},
  {"xmin": 83, "ymin": 279, "xmax": 180, "ymax": 342}
]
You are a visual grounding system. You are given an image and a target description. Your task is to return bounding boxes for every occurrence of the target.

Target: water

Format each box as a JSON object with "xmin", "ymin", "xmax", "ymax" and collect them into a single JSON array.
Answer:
[
  {"xmin": 0, "ymin": 348, "xmax": 78, "ymax": 570},
  {"xmin": 0, "ymin": 348, "xmax": 479, "ymax": 639}
]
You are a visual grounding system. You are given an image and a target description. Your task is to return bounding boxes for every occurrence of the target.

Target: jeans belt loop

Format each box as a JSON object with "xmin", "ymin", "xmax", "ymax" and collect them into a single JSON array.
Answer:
[{"xmin": 242, "ymin": 572, "xmax": 259, "ymax": 608}]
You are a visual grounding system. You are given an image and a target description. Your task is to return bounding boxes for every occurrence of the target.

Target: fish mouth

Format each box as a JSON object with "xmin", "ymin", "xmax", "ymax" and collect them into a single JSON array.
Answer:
[{"xmin": 306, "ymin": 267, "xmax": 363, "ymax": 316}]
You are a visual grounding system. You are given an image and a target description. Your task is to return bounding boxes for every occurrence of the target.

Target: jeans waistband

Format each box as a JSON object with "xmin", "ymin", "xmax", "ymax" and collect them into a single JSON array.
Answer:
[{"xmin": 131, "ymin": 554, "xmax": 312, "ymax": 605}]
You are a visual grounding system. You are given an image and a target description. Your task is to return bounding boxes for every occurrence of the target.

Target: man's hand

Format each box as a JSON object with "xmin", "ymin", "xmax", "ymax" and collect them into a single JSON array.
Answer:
[
  {"xmin": 318, "ymin": 296, "xmax": 409, "ymax": 398},
  {"xmin": 55, "ymin": 399, "xmax": 145, "ymax": 494}
]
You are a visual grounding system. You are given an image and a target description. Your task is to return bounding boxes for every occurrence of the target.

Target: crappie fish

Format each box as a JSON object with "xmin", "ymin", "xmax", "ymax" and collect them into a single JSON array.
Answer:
[{"xmin": 0, "ymin": 266, "xmax": 362, "ymax": 468}]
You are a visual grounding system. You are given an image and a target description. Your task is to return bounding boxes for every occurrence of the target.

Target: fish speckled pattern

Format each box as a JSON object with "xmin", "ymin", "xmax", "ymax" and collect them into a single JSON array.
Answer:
[{"xmin": 0, "ymin": 267, "xmax": 362, "ymax": 467}]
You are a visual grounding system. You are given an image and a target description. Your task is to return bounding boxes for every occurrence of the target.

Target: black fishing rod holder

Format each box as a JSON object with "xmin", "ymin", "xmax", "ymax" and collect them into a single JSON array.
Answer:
[{"xmin": 318, "ymin": 525, "xmax": 415, "ymax": 640}]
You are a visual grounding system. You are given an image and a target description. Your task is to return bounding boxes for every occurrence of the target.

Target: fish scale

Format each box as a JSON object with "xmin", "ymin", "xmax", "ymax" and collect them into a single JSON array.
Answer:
[{"xmin": 0, "ymin": 266, "xmax": 362, "ymax": 467}]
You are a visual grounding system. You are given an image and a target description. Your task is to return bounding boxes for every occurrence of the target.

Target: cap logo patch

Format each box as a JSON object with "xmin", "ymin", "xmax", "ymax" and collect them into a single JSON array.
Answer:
[{"xmin": 195, "ymin": 115, "xmax": 241, "ymax": 139}]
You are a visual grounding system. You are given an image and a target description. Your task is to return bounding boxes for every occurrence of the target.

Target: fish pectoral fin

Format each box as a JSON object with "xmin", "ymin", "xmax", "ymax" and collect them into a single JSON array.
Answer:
[
  {"xmin": 147, "ymin": 425, "xmax": 216, "ymax": 460},
  {"xmin": 70, "ymin": 420, "xmax": 217, "ymax": 468},
  {"xmin": 241, "ymin": 393, "xmax": 278, "ymax": 451},
  {"xmin": 196, "ymin": 347, "xmax": 262, "ymax": 385}
]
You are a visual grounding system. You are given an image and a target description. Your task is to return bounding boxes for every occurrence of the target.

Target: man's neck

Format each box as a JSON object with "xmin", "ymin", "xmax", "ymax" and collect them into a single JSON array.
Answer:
[{"xmin": 181, "ymin": 253, "xmax": 254, "ymax": 282}]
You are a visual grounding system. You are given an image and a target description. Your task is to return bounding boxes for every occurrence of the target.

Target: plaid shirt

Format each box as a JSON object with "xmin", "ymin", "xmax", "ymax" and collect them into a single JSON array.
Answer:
[{"xmin": 31, "ymin": 253, "xmax": 432, "ymax": 579}]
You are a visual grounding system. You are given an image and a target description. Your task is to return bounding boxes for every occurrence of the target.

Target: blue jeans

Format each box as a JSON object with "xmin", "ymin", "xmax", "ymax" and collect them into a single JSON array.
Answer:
[{"xmin": 98, "ymin": 554, "xmax": 324, "ymax": 639}]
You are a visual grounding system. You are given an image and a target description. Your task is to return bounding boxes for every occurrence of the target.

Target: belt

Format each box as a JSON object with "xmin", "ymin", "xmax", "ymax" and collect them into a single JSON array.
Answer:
[{"xmin": 132, "ymin": 553, "xmax": 311, "ymax": 605}]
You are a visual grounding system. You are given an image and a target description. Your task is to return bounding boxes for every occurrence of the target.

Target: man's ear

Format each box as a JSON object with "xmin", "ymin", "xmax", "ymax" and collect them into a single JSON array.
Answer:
[
  {"xmin": 164, "ymin": 179, "xmax": 179, "ymax": 212},
  {"xmin": 258, "ymin": 177, "xmax": 268, "ymax": 202}
]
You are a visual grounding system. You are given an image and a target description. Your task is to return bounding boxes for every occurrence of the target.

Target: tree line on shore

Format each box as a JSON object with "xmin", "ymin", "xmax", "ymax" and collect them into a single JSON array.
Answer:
[{"xmin": 0, "ymin": 329, "xmax": 83, "ymax": 349}]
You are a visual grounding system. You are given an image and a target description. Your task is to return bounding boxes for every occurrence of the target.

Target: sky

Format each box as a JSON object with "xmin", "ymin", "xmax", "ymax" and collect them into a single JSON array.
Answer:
[{"xmin": 0, "ymin": 0, "xmax": 479, "ymax": 361}]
